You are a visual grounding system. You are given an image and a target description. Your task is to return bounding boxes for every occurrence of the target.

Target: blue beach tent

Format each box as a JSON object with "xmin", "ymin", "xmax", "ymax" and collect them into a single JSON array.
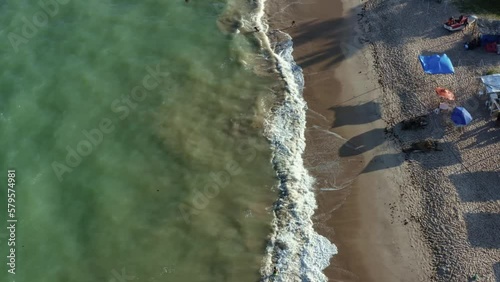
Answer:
[
  {"xmin": 418, "ymin": 54, "xmax": 455, "ymax": 74},
  {"xmin": 451, "ymin": 107, "xmax": 473, "ymax": 126}
]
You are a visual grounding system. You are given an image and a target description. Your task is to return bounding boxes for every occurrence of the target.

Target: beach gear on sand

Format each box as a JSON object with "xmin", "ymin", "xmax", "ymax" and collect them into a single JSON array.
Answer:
[
  {"xmin": 443, "ymin": 15, "xmax": 476, "ymax": 32},
  {"xmin": 419, "ymin": 54, "xmax": 455, "ymax": 74},
  {"xmin": 480, "ymin": 74, "xmax": 500, "ymax": 94},
  {"xmin": 451, "ymin": 107, "xmax": 473, "ymax": 126},
  {"xmin": 435, "ymin": 87, "xmax": 455, "ymax": 100},
  {"xmin": 439, "ymin": 102, "xmax": 450, "ymax": 111}
]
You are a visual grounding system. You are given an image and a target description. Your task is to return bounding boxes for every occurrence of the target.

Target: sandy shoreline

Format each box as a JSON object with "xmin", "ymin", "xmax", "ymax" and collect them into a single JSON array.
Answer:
[
  {"xmin": 266, "ymin": 0, "xmax": 500, "ymax": 280},
  {"xmin": 266, "ymin": 0, "xmax": 432, "ymax": 280}
]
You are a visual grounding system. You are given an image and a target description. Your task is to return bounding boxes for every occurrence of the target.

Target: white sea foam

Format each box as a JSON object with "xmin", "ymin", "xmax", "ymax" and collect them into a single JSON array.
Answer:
[
  {"xmin": 218, "ymin": 0, "xmax": 337, "ymax": 279},
  {"xmin": 243, "ymin": 0, "xmax": 338, "ymax": 281}
]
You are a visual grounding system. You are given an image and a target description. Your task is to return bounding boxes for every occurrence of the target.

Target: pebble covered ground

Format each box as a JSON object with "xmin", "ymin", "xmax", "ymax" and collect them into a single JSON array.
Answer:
[{"xmin": 361, "ymin": 0, "xmax": 500, "ymax": 281}]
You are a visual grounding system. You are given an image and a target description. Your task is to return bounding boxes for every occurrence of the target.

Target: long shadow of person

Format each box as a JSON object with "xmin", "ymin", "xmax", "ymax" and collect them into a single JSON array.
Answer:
[
  {"xmin": 338, "ymin": 128, "xmax": 385, "ymax": 157},
  {"xmin": 329, "ymin": 101, "xmax": 381, "ymax": 128},
  {"xmin": 361, "ymin": 153, "xmax": 404, "ymax": 174}
]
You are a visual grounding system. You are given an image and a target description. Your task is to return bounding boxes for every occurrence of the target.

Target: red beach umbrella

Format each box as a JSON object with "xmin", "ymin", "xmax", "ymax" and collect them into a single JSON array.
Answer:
[{"xmin": 435, "ymin": 87, "xmax": 455, "ymax": 100}]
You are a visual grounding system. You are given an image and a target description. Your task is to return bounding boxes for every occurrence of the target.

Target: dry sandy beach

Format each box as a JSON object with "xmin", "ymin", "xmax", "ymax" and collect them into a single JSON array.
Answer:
[{"xmin": 266, "ymin": 0, "xmax": 500, "ymax": 281}]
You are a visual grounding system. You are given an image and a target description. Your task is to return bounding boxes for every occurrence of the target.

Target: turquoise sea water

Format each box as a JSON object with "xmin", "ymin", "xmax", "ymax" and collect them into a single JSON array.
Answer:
[{"xmin": 0, "ymin": 1, "xmax": 280, "ymax": 281}]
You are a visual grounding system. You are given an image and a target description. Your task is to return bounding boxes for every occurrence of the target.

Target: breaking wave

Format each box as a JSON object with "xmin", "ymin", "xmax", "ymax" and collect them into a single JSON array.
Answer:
[
  {"xmin": 218, "ymin": 0, "xmax": 339, "ymax": 281},
  {"xmin": 216, "ymin": 0, "xmax": 337, "ymax": 280},
  {"xmin": 259, "ymin": 29, "xmax": 337, "ymax": 282}
]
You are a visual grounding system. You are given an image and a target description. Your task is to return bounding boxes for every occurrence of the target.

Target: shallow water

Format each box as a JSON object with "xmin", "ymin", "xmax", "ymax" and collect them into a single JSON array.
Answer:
[{"xmin": 0, "ymin": 1, "xmax": 278, "ymax": 281}]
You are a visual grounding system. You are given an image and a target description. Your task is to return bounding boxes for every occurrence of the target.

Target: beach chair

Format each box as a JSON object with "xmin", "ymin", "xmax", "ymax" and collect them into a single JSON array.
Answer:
[{"xmin": 486, "ymin": 93, "xmax": 500, "ymax": 115}]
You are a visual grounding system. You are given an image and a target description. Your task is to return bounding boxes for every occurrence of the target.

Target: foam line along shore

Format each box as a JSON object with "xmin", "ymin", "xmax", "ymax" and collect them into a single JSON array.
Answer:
[{"xmin": 245, "ymin": 0, "xmax": 338, "ymax": 281}]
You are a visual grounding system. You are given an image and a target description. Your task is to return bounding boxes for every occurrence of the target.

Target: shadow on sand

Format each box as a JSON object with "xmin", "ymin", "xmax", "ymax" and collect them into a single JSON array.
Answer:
[
  {"xmin": 291, "ymin": 17, "xmax": 352, "ymax": 70},
  {"xmin": 449, "ymin": 171, "xmax": 500, "ymax": 202},
  {"xmin": 462, "ymin": 123, "xmax": 500, "ymax": 150},
  {"xmin": 494, "ymin": 262, "xmax": 500, "ymax": 282},
  {"xmin": 464, "ymin": 213, "xmax": 500, "ymax": 249},
  {"xmin": 329, "ymin": 101, "xmax": 381, "ymax": 128},
  {"xmin": 361, "ymin": 141, "xmax": 462, "ymax": 173},
  {"xmin": 338, "ymin": 128, "xmax": 385, "ymax": 157},
  {"xmin": 361, "ymin": 153, "xmax": 403, "ymax": 174}
]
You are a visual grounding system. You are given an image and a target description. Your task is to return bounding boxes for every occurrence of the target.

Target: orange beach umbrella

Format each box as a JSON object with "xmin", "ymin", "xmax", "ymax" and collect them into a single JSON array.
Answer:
[{"xmin": 435, "ymin": 87, "xmax": 455, "ymax": 100}]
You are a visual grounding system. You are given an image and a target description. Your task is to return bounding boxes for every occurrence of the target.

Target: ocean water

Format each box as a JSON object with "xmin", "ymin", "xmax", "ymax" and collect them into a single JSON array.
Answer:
[
  {"xmin": 0, "ymin": 1, "xmax": 281, "ymax": 281},
  {"xmin": 0, "ymin": 0, "xmax": 336, "ymax": 281}
]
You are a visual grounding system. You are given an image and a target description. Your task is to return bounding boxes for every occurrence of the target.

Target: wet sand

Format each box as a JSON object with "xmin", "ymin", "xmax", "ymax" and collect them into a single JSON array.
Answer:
[
  {"xmin": 267, "ymin": 0, "xmax": 500, "ymax": 280},
  {"xmin": 266, "ymin": 0, "xmax": 431, "ymax": 280}
]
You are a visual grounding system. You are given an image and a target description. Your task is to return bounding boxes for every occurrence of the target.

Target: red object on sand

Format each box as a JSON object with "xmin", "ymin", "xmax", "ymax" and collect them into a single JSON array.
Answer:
[
  {"xmin": 485, "ymin": 42, "xmax": 497, "ymax": 53},
  {"xmin": 443, "ymin": 15, "xmax": 476, "ymax": 32},
  {"xmin": 435, "ymin": 87, "xmax": 455, "ymax": 100}
]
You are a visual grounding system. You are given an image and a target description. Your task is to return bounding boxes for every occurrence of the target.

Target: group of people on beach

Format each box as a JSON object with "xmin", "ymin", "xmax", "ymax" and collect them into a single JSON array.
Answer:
[{"xmin": 446, "ymin": 15, "xmax": 468, "ymax": 26}]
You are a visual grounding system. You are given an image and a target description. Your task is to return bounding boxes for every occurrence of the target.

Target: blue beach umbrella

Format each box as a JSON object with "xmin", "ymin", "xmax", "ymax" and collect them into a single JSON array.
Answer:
[
  {"xmin": 451, "ymin": 107, "xmax": 473, "ymax": 126},
  {"xmin": 419, "ymin": 54, "xmax": 455, "ymax": 74}
]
